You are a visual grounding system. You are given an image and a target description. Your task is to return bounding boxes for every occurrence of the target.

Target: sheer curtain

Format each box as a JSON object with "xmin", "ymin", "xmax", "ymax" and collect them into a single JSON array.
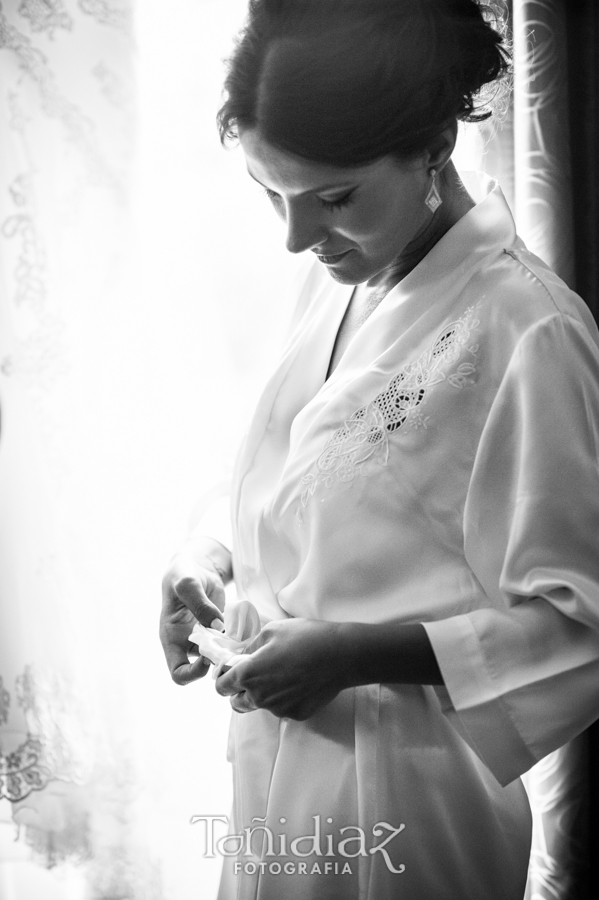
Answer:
[
  {"xmin": 0, "ymin": 1, "xmax": 596, "ymax": 899},
  {"xmin": 1, "ymin": 1, "xmax": 303, "ymax": 898},
  {"xmin": 0, "ymin": 3, "xmax": 163, "ymax": 898}
]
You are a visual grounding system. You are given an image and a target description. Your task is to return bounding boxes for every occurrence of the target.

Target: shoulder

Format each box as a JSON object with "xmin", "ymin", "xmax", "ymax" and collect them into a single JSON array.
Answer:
[
  {"xmin": 502, "ymin": 246, "xmax": 596, "ymax": 328},
  {"xmin": 467, "ymin": 243, "xmax": 599, "ymax": 359}
]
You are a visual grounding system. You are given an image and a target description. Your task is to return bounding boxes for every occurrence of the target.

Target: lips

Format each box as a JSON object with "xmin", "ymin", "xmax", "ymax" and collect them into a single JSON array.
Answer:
[{"xmin": 315, "ymin": 249, "xmax": 352, "ymax": 264}]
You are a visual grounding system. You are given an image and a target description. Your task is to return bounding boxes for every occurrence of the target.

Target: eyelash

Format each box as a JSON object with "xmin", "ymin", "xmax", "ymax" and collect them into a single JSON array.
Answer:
[
  {"xmin": 262, "ymin": 188, "xmax": 356, "ymax": 211},
  {"xmin": 320, "ymin": 192, "xmax": 356, "ymax": 211}
]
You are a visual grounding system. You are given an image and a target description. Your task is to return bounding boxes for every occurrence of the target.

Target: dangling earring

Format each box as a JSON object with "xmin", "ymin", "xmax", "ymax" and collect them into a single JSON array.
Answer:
[{"xmin": 425, "ymin": 168, "xmax": 443, "ymax": 213}]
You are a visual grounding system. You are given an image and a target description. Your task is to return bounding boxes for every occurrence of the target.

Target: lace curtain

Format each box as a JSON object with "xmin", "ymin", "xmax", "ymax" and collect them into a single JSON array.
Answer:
[
  {"xmin": 0, "ymin": 2, "xmax": 168, "ymax": 897},
  {"xmin": 0, "ymin": 1, "xmax": 595, "ymax": 899},
  {"xmin": 0, "ymin": 1, "xmax": 299, "ymax": 897}
]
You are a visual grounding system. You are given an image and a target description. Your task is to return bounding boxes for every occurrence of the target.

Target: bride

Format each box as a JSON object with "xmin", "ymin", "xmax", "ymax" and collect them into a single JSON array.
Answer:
[{"xmin": 161, "ymin": 2, "xmax": 599, "ymax": 898}]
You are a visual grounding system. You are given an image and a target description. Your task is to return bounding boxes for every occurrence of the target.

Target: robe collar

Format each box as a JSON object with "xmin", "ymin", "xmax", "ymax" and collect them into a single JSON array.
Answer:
[{"xmin": 316, "ymin": 173, "xmax": 517, "ymax": 387}]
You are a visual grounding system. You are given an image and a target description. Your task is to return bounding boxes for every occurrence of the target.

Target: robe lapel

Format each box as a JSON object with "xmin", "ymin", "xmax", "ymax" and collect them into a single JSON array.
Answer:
[{"xmin": 231, "ymin": 272, "xmax": 352, "ymax": 604}]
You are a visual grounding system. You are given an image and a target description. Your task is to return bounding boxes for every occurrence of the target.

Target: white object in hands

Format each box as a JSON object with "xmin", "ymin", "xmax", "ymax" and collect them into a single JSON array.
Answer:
[{"xmin": 188, "ymin": 599, "xmax": 261, "ymax": 677}]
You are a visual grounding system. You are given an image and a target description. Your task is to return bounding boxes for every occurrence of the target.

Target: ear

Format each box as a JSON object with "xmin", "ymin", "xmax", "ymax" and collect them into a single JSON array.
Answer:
[{"xmin": 425, "ymin": 121, "xmax": 459, "ymax": 174}]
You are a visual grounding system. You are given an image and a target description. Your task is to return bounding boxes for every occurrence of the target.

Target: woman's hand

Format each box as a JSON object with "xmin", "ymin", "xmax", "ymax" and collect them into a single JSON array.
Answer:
[
  {"xmin": 160, "ymin": 539, "xmax": 230, "ymax": 686},
  {"xmin": 215, "ymin": 618, "xmax": 444, "ymax": 713},
  {"xmin": 215, "ymin": 618, "xmax": 348, "ymax": 720}
]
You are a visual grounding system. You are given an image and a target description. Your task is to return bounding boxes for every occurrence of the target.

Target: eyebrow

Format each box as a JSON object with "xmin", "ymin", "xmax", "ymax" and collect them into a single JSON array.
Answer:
[{"xmin": 247, "ymin": 168, "xmax": 357, "ymax": 196}]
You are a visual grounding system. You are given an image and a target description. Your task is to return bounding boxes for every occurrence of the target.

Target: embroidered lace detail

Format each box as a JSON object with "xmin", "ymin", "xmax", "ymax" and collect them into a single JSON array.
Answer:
[
  {"xmin": 18, "ymin": 0, "xmax": 73, "ymax": 36},
  {"xmin": 0, "ymin": 736, "xmax": 54, "ymax": 801},
  {"xmin": 0, "ymin": 665, "xmax": 91, "ymax": 802},
  {"xmin": 78, "ymin": 0, "xmax": 132, "ymax": 33},
  {"xmin": 0, "ymin": 677, "xmax": 10, "ymax": 726},
  {"xmin": 297, "ymin": 306, "xmax": 480, "ymax": 521}
]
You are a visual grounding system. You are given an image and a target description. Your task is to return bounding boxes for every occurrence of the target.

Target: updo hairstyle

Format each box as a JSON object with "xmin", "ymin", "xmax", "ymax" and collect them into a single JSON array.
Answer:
[{"xmin": 217, "ymin": 0, "xmax": 510, "ymax": 166}]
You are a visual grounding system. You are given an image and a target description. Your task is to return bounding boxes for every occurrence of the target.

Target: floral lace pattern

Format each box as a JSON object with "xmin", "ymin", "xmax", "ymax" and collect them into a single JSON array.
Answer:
[
  {"xmin": 0, "ymin": 3, "xmax": 165, "ymax": 893},
  {"xmin": 297, "ymin": 306, "xmax": 480, "ymax": 521},
  {"xmin": 0, "ymin": 676, "xmax": 10, "ymax": 726},
  {"xmin": 0, "ymin": 665, "xmax": 90, "ymax": 803},
  {"xmin": 18, "ymin": 0, "xmax": 73, "ymax": 36},
  {"xmin": 78, "ymin": 0, "xmax": 132, "ymax": 32},
  {"xmin": 0, "ymin": 736, "xmax": 54, "ymax": 802}
]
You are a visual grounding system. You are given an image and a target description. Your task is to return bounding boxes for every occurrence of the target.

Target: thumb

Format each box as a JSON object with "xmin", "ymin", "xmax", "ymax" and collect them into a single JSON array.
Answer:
[
  {"xmin": 174, "ymin": 573, "xmax": 225, "ymax": 630},
  {"xmin": 241, "ymin": 625, "xmax": 272, "ymax": 656}
]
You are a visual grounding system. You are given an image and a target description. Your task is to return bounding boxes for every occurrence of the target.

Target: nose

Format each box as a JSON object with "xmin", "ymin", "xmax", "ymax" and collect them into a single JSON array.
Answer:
[{"xmin": 284, "ymin": 202, "xmax": 328, "ymax": 255}]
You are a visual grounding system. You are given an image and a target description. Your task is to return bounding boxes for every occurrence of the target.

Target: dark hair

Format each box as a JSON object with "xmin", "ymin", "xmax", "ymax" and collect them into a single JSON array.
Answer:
[{"xmin": 217, "ymin": 0, "xmax": 510, "ymax": 166}]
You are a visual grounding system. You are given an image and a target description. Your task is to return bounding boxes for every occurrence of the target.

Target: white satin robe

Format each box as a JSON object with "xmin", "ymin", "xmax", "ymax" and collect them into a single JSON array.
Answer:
[{"xmin": 210, "ymin": 175, "xmax": 599, "ymax": 900}]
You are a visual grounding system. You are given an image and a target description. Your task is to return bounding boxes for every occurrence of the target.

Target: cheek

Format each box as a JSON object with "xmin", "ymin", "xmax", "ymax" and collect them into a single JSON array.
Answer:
[
  {"xmin": 343, "ymin": 186, "xmax": 424, "ymax": 251},
  {"xmin": 349, "ymin": 210, "xmax": 417, "ymax": 257}
]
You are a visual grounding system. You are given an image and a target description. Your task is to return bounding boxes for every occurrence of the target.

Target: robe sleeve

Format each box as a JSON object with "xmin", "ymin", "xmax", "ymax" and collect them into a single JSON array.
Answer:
[{"xmin": 423, "ymin": 312, "xmax": 599, "ymax": 786}]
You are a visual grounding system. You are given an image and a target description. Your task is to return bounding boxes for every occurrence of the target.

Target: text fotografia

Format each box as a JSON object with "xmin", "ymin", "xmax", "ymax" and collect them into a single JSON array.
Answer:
[
  {"xmin": 235, "ymin": 860, "xmax": 351, "ymax": 877},
  {"xmin": 190, "ymin": 815, "xmax": 406, "ymax": 875}
]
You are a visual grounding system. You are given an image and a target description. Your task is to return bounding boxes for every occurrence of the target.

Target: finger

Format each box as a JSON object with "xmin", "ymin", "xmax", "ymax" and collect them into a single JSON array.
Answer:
[
  {"xmin": 163, "ymin": 637, "xmax": 211, "ymax": 685},
  {"xmin": 174, "ymin": 576, "xmax": 225, "ymax": 628},
  {"xmin": 171, "ymin": 654, "xmax": 211, "ymax": 686},
  {"xmin": 203, "ymin": 575, "xmax": 226, "ymax": 615},
  {"xmin": 215, "ymin": 660, "xmax": 250, "ymax": 696},
  {"xmin": 230, "ymin": 691, "xmax": 257, "ymax": 714},
  {"xmin": 237, "ymin": 625, "xmax": 274, "ymax": 656}
]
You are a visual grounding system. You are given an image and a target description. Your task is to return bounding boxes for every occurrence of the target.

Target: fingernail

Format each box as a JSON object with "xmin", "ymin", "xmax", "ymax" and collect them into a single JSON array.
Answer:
[{"xmin": 211, "ymin": 618, "xmax": 225, "ymax": 633}]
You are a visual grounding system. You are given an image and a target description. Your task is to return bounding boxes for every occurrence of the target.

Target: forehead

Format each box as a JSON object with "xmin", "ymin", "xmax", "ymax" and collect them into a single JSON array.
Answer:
[{"xmin": 239, "ymin": 128, "xmax": 404, "ymax": 195}]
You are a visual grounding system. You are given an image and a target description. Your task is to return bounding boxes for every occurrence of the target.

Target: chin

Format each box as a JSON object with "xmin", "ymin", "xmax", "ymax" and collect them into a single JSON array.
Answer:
[
  {"xmin": 324, "ymin": 269, "xmax": 361, "ymax": 285},
  {"xmin": 320, "ymin": 259, "xmax": 369, "ymax": 286}
]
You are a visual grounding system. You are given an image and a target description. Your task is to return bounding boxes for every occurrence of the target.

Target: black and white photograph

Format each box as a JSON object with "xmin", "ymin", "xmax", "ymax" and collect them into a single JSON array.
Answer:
[{"xmin": 1, "ymin": 1, "xmax": 598, "ymax": 898}]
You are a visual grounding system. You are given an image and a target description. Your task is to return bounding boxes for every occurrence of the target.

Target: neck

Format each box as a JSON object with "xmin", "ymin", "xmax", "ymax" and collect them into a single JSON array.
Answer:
[{"xmin": 366, "ymin": 162, "xmax": 475, "ymax": 292}]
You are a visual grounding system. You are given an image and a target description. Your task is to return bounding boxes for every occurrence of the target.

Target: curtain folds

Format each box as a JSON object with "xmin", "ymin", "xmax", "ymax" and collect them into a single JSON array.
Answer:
[
  {"xmin": 564, "ymin": 1, "xmax": 599, "ymax": 896},
  {"xmin": 480, "ymin": 2, "xmax": 597, "ymax": 896},
  {"xmin": 513, "ymin": 0, "xmax": 575, "ymax": 286},
  {"xmin": 513, "ymin": 3, "xmax": 588, "ymax": 897},
  {"xmin": 565, "ymin": 0, "xmax": 599, "ymax": 323}
]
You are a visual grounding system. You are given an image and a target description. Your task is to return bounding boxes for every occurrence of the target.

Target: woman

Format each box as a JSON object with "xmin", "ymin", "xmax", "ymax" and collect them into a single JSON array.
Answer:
[{"xmin": 160, "ymin": 1, "xmax": 599, "ymax": 898}]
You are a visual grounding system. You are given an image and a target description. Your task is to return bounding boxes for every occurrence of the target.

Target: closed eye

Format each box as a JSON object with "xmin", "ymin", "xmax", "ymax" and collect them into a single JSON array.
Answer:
[
  {"xmin": 263, "ymin": 187, "xmax": 280, "ymax": 202},
  {"xmin": 262, "ymin": 187, "xmax": 356, "ymax": 211},
  {"xmin": 318, "ymin": 191, "xmax": 356, "ymax": 211}
]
